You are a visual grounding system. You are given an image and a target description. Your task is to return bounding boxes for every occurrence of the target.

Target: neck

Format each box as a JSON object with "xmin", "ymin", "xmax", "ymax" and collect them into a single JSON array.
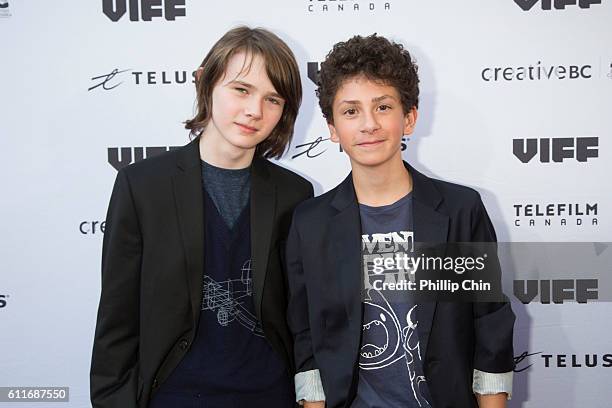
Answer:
[
  {"xmin": 351, "ymin": 153, "xmax": 412, "ymax": 206},
  {"xmin": 198, "ymin": 127, "xmax": 255, "ymax": 169}
]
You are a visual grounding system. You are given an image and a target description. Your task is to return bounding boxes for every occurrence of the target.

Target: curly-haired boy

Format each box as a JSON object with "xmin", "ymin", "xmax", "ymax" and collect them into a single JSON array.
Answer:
[{"xmin": 286, "ymin": 34, "xmax": 515, "ymax": 408}]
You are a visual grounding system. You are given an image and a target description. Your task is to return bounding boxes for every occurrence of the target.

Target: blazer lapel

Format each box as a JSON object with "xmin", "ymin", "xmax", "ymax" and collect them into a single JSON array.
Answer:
[
  {"xmin": 408, "ymin": 163, "xmax": 449, "ymax": 361},
  {"xmin": 329, "ymin": 175, "xmax": 363, "ymax": 353},
  {"xmin": 172, "ymin": 138, "xmax": 205, "ymax": 328},
  {"xmin": 250, "ymin": 158, "xmax": 276, "ymax": 322}
]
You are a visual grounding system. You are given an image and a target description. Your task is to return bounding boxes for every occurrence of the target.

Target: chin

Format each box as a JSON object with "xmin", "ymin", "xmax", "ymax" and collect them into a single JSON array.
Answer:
[
  {"xmin": 350, "ymin": 151, "xmax": 396, "ymax": 168},
  {"xmin": 225, "ymin": 135, "xmax": 262, "ymax": 151}
]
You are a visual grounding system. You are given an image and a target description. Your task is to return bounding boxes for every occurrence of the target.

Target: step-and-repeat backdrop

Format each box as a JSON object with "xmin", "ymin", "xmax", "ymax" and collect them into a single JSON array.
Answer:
[{"xmin": 1, "ymin": 1, "xmax": 610, "ymax": 406}]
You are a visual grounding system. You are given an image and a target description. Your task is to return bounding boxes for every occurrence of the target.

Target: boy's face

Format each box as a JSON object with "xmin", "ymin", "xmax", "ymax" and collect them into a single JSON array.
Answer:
[
  {"xmin": 207, "ymin": 51, "xmax": 285, "ymax": 154},
  {"xmin": 328, "ymin": 75, "xmax": 416, "ymax": 169}
]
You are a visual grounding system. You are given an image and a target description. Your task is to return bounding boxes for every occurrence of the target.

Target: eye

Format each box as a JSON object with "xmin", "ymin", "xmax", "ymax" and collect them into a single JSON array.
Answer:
[
  {"xmin": 266, "ymin": 97, "xmax": 282, "ymax": 105},
  {"xmin": 234, "ymin": 87, "xmax": 248, "ymax": 94},
  {"xmin": 378, "ymin": 104, "xmax": 392, "ymax": 112},
  {"xmin": 343, "ymin": 108, "xmax": 357, "ymax": 116}
]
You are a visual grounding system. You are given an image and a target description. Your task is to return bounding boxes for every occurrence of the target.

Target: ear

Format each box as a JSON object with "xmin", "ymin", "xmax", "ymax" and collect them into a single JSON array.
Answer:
[
  {"xmin": 403, "ymin": 107, "xmax": 418, "ymax": 135},
  {"xmin": 328, "ymin": 122, "xmax": 340, "ymax": 143},
  {"xmin": 195, "ymin": 67, "xmax": 204, "ymax": 83}
]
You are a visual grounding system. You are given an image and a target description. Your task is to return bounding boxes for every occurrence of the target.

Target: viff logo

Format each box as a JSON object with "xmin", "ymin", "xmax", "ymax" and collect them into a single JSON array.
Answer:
[
  {"xmin": 108, "ymin": 146, "xmax": 180, "ymax": 171},
  {"xmin": 0, "ymin": 1, "xmax": 11, "ymax": 18},
  {"xmin": 514, "ymin": 0, "xmax": 601, "ymax": 11},
  {"xmin": 513, "ymin": 137, "xmax": 598, "ymax": 163},
  {"xmin": 513, "ymin": 279, "xmax": 598, "ymax": 304},
  {"xmin": 103, "ymin": 0, "xmax": 186, "ymax": 22}
]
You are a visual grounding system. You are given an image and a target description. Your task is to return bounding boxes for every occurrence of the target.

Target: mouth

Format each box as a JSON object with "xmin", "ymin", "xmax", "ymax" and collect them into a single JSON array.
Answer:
[
  {"xmin": 235, "ymin": 123, "xmax": 258, "ymax": 133},
  {"xmin": 360, "ymin": 317, "xmax": 389, "ymax": 358},
  {"xmin": 356, "ymin": 139, "xmax": 385, "ymax": 147}
]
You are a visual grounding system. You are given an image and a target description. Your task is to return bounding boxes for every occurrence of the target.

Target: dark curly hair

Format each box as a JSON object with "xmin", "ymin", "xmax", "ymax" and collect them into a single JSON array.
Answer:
[{"xmin": 317, "ymin": 34, "xmax": 419, "ymax": 123}]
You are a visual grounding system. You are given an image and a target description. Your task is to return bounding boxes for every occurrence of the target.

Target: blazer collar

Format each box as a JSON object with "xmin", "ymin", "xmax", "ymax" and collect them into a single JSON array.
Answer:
[
  {"xmin": 330, "ymin": 161, "xmax": 444, "ymax": 213},
  {"xmin": 250, "ymin": 157, "xmax": 276, "ymax": 322},
  {"xmin": 176, "ymin": 136, "xmax": 201, "ymax": 171},
  {"xmin": 172, "ymin": 137, "xmax": 205, "ymax": 328}
]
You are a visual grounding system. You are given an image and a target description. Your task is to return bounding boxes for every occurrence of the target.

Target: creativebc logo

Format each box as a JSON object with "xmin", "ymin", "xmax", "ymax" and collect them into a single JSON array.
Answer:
[
  {"xmin": 103, "ymin": 0, "xmax": 186, "ymax": 22},
  {"xmin": 481, "ymin": 61, "xmax": 592, "ymax": 82}
]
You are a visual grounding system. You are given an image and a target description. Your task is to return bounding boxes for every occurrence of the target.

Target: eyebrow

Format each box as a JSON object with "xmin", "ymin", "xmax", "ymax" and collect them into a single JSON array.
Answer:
[
  {"xmin": 226, "ymin": 79, "xmax": 284, "ymax": 100},
  {"xmin": 337, "ymin": 94, "xmax": 397, "ymax": 105}
]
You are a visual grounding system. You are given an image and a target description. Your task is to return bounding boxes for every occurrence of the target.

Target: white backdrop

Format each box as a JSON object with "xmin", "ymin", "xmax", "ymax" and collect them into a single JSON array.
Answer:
[{"xmin": 1, "ymin": 0, "xmax": 611, "ymax": 406}]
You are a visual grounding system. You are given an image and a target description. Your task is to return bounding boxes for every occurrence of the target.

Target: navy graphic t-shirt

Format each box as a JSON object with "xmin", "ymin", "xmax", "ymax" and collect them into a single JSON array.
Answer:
[
  {"xmin": 150, "ymin": 162, "xmax": 293, "ymax": 408},
  {"xmin": 352, "ymin": 193, "xmax": 433, "ymax": 408}
]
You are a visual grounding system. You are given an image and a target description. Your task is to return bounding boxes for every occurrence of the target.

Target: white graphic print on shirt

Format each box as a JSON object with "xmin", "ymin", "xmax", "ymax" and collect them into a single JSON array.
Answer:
[{"xmin": 360, "ymin": 230, "xmax": 432, "ymax": 408}]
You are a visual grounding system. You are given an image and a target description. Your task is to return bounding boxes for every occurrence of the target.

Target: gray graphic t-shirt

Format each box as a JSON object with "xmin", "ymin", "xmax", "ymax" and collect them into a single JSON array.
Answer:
[{"xmin": 352, "ymin": 193, "xmax": 433, "ymax": 408}]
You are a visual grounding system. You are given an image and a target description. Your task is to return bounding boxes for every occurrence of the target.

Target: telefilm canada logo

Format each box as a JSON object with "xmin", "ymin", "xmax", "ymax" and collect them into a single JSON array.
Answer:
[
  {"xmin": 0, "ymin": 1, "xmax": 11, "ymax": 18},
  {"xmin": 513, "ymin": 137, "xmax": 598, "ymax": 163},
  {"xmin": 102, "ymin": 0, "xmax": 186, "ymax": 22},
  {"xmin": 513, "ymin": 0, "xmax": 601, "ymax": 11},
  {"xmin": 89, "ymin": 69, "xmax": 196, "ymax": 91},
  {"xmin": 512, "ymin": 202, "xmax": 598, "ymax": 228},
  {"xmin": 306, "ymin": 0, "xmax": 391, "ymax": 13}
]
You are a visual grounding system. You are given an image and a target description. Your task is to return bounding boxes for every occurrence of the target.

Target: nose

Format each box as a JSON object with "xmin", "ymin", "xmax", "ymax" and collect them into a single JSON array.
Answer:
[
  {"xmin": 360, "ymin": 110, "xmax": 380, "ymax": 134},
  {"xmin": 244, "ymin": 96, "xmax": 263, "ymax": 120}
]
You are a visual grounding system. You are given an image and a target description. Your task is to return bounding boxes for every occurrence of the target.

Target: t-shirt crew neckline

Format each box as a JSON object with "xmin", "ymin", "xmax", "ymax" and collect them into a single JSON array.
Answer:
[{"xmin": 358, "ymin": 191, "xmax": 413, "ymax": 213}]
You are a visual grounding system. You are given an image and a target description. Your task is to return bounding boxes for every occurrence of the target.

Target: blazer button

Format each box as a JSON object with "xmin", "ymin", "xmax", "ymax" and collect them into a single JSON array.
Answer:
[
  {"xmin": 179, "ymin": 339, "xmax": 189, "ymax": 351},
  {"xmin": 152, "ymin": 378, "xmax": 159, "ymax": 388}
]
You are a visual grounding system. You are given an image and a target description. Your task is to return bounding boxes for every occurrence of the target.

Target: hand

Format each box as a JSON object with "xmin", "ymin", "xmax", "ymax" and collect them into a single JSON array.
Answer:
[
  {"xmin": 303, "ymin": 401, "xmax": 325, "ymax": 408},
  {"xmin": 476, "ymin": 393, "xmax": 507, "ymax": 408}
]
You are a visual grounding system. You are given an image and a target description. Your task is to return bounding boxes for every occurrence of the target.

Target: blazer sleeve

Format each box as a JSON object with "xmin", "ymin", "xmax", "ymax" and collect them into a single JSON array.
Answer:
[
  {"xmin": 470, "ymin": 194, "xmax": 516, "ymax": 374},
  {"xmin": 90, "ymin": 169, "xmax": 142, "ymax": 408}
]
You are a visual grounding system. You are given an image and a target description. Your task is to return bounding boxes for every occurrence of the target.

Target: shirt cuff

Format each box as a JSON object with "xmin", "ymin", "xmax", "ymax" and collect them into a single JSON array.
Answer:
[
  {"xmin": 295, "ymin": 369, "xmax": 326, "ymax": 403},
  {"xmin": 472, "ymin": 369, "xmax": 513, "ymax": 400}
]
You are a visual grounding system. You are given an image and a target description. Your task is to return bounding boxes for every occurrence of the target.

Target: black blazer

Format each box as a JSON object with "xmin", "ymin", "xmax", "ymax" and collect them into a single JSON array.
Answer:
[
  {"xmin": 286, "ymin": 162, "xmax": 515, "ymax": 408},
  {"xmin": 90, "ymin": 138, "xmax": 313, "ymax": 408}
]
